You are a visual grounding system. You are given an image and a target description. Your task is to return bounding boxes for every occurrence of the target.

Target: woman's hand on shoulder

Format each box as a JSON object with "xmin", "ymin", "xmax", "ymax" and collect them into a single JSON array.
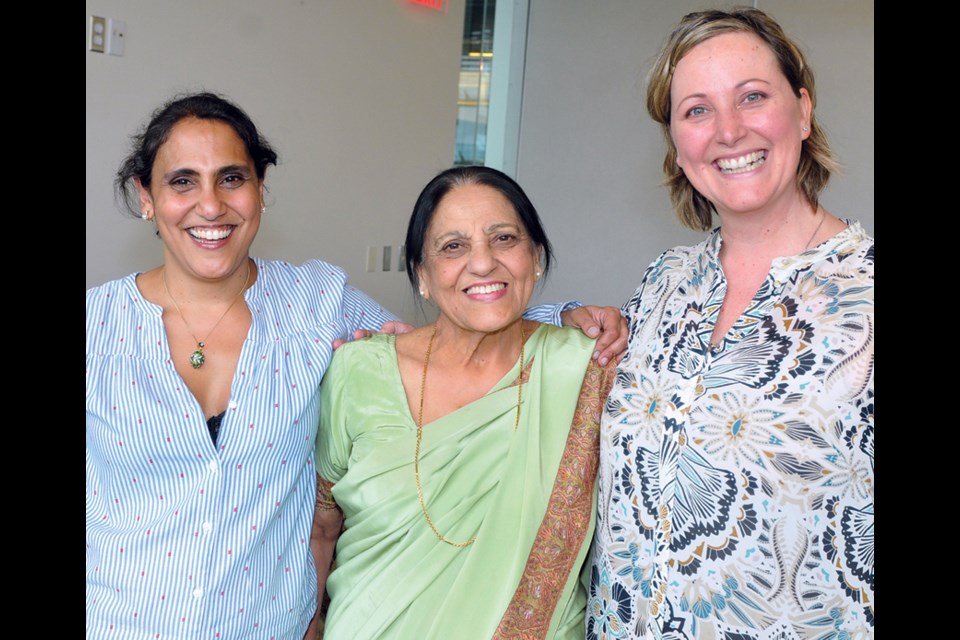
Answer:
[
  {"xmin": 560, "ymin": 306, "xmax": 627, "ymax": 366},
  {"xmin": 332, "ymin": 321, "xmax": 416, "ymax": 350}
]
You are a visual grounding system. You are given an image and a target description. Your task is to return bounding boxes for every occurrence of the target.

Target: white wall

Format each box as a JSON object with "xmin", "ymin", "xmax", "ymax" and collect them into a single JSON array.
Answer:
[
  {"xmin": 86, "ymin": 0, "xmax": 466, "ymax": 324},
  {"xmin": 518, "ymin": 0, "xmax": 874, "ymax": 308},
  {"xmin": 86, "ymin": 0, "xmax": 873, "ymax": 319}
]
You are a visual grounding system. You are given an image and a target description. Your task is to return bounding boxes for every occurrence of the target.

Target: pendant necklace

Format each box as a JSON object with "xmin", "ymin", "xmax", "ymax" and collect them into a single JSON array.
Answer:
[
  {"xmin": 414, "ymin": 322, "xmax": 525, "ymax": 548},
  {"xmin": 803, "ymin": 212, "xmax": 827, "ymax": 252},
  {"xmin": 162, "ymin": 261, "xmax": 251, "ymax": 369}
]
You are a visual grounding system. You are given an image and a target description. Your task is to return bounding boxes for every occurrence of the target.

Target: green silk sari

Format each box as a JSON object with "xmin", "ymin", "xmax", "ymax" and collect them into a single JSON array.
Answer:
[{"xmin": 316, "ymin": 325, "xmax": 607, "ymax": 639}]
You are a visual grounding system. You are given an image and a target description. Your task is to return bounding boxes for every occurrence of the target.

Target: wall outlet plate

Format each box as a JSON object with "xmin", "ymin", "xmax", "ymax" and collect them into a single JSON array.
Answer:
[{"xmin": 89, "ymin": 16, "xmax": 106, "ymax": 53}]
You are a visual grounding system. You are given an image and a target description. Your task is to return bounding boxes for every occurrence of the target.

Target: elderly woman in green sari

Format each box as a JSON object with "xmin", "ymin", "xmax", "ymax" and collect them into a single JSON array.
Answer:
[{"xmin": 312, "ymin": 166, "xmax": 618, "ymax": 639}]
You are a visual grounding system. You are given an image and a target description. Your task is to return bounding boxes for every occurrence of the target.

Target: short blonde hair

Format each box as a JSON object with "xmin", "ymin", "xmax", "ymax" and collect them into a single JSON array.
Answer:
[{"xmin": 646, "ymin": 7, "xmax": 841, "ymax": 231}]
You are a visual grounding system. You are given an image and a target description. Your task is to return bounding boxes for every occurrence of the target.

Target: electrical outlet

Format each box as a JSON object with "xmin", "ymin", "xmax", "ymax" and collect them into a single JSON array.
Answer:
[{"xmin": 89, "ymin": 16, "xmax": 106, "ymax": 53}]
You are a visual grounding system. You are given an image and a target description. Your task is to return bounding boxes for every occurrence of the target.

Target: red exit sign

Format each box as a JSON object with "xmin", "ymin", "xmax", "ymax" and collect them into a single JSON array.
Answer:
[{"xmin": 409, "ymin": 0, "xmax": 448, "ymax": 11}]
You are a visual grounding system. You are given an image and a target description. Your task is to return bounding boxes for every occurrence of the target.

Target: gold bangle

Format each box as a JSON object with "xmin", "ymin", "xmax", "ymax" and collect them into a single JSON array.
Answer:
[
  {"xmin": 316, "ymin": 475, "xmax": 339, "ymax": 512},
  {"xmin": 315, "ymin": 503, "xmax": 340, "ymax": 512}
]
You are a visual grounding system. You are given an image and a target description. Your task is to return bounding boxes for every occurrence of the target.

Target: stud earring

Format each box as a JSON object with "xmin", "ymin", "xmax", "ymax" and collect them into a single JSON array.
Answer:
[
  {"xmin": 260, "ymin": 204, "xmax": 267, "ymax": 215},
  {"xmin": 141, "ymin": 211, "xmax": 150, "ymax": 221},
  {"xmin": 535, "ymin": 270, "xmax": 541, "ymax": 280},
  {"xmin": 802, "ymin": 126, "xmax": 809, "ymax": 133}
]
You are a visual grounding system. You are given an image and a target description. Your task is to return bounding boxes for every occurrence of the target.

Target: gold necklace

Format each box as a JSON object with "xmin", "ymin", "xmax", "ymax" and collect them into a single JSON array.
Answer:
[
  {"xmin": 414, "ymin": 322, "xmax": 525, "ymax": 547},
  {"xmin": 803, "ymin": 212, "xmax": 827, "ymax": 252},
  {"xmin": 161, "ymin": 261, "xmax": 251, "ymax": 370}
]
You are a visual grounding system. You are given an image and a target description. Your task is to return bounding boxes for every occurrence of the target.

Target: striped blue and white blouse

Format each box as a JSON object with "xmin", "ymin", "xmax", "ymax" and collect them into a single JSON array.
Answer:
[{"xmin": 87, "ymin": 258, "xmax": 400, "ymax": 639}]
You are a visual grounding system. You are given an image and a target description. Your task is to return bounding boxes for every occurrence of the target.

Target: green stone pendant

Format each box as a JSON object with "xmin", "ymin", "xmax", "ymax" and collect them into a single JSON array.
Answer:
[{"xmin": 189, "ymin": 342, "xmax": 206, "ymax": 369}]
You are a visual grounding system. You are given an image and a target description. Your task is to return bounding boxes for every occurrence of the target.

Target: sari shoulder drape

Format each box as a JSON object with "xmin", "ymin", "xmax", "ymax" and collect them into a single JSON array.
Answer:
[{"xmin": 316, "ymin": 325, "xmax": 611, "ymax": 639}]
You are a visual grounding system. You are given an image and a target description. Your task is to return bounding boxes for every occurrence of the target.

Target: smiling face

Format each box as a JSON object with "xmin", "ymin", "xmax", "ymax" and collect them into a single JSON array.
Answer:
[
  {"xmin": 669, "ymin": 31, "xmax": 811, "ymax": 220},
  {"xmin": 137, "ymin": 117, "xmax": 263, "ymax": 284},
  {"xmin": 417, "ymin": 183, "xmax": 541, "ymax": 337}
]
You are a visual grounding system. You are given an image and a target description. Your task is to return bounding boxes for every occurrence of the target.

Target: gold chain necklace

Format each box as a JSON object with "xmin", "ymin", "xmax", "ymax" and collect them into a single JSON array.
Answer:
[
  {"xmin": 161, "ymin": 261, "xmax": 251, "ymax": 370},
  {"xmin": 803, "ymin": 212, "xmax": 827, "ymax": 252},
  {"xmin": 414, "ymin": 322, "xmax": 525, "ymax": 547}
]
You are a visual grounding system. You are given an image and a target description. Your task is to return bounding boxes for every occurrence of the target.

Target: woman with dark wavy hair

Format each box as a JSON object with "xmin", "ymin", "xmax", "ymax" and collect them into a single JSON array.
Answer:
[{"xmin": 314, "ymin": 166, "xmax": 618, "ymax": 639}]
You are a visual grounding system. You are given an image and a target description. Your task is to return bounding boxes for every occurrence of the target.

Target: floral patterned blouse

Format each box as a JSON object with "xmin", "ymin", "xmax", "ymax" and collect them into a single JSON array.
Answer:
[{"xmin": 588, "ymin": 222, "xmax": 874, "ymax": 640}]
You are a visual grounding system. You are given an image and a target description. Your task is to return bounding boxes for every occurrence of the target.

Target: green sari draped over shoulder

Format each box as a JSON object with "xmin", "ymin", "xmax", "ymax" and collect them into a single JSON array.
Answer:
[{"xmin": 316, "ymin": 324, "xmax": 611, "ymax": 639}]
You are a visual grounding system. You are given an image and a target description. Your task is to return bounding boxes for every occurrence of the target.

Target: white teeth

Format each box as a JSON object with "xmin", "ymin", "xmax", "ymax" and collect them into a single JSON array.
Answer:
[
  {"xmin": 189, "ymin": 227, "xmax": 232, "ymax": 241},
  {"xmin": 716, "ymin": 151, "xmax": 765, "ymax": 174},
  {"xmin": 466, "ymin": 283, "xmax": 506, "ymax": 295}
]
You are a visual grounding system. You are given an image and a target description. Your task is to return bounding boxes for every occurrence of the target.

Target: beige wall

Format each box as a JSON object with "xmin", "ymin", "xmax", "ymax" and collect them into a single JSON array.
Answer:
[{"xmin": 86, "ymin": 0, "xmax": 873, "ymax": 319}]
